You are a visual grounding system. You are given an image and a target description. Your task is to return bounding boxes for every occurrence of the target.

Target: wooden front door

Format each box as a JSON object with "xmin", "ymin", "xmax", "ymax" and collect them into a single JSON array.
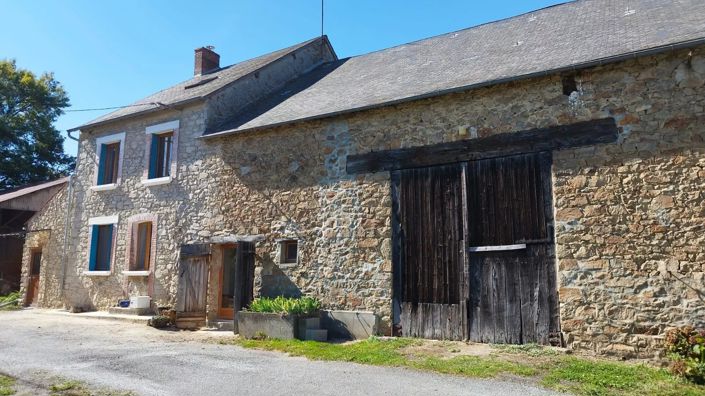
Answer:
[
  {"xmin": 176, "ymin": 255, "xmax": 209, "ymax": 316},
  {"xmin": 218, "ymin": 246, "xmax": 237, "ymax": 319},
  {"xmin": 392, "ymin": 152, "xmax": 560, "ymax": 344},
  {"xmin": 26, "ymin": 250, "xmax": 42, "ymax": 306},
  {"xmin": 466, "ymin": 152, "xmax": 559, "ymax": 344}
]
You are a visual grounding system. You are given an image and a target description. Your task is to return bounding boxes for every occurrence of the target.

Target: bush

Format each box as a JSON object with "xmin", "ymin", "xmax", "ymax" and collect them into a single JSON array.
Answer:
[
  {"xmin": 665, "ymin": 326, "xmax": 705, "ymax": 384},
  {"xmin": 247, "ymin": 296, "xmax": 321, "ymax": 315},
  {"xmin": 148, "ymin": 315, "xmax": 172, "ymax": 329}
]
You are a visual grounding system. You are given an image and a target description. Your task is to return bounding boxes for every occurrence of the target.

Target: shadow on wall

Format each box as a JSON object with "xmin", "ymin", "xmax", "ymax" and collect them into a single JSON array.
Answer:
[{"xmin": 259, "ymin": 264, "xmax": 302, "ymax": 299}]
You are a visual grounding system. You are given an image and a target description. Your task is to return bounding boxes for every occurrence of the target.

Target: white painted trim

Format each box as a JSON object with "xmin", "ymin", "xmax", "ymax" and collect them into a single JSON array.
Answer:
[
  {"xmin": 88, "ymin": 215, "xmax": 119, "ymax": 225},
  {"xmin": 123, "ymin": 271, "xmax": 150, "ymax": 277},
  {"xmin": 95, "ymin": 132, "xmax": 126, "ymax": 146},
  {"xmin": 90, "ymin": 183, "xmax": 118, "ymax": 192},
  {"xmin": 94, "ymin": 132, "xmax": 126, "ymax": 187},
  {"xmin": 146, "ymin": 120, "xmax": 179, "ymax": 135},
  {"xmin": 467, "ymin": 244, "xmax": 527, "ymax": 252},
  {"xmin": 84, "ymin": 271, "xmax": 111, "ymax": 277},
  {"xmin": 141, "ymin": 176, "xmax": 172, "ymax": 186}
]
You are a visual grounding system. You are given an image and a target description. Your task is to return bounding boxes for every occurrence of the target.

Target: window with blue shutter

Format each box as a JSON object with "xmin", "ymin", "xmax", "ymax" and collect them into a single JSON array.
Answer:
[
  {"xmin": 148, "ymin": 132, "xmax": 173, "ymax": 179},
  {"xmin": 97, "ymin": 142, "xmax": 120, "ymax": 185},
  {"xmin": 89, "ymin": 224, "xmax": 113, "ymax": 271}
]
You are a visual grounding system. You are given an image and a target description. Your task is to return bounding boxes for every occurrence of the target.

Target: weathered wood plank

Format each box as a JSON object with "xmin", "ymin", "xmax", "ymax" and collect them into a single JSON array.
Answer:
[{"xmin": 347, "ymin": 118, "xmax": 618, "ymax": 174}]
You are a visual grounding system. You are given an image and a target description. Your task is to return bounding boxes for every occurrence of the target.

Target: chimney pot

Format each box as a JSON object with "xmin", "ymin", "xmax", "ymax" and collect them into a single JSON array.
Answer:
[{"xmin": 194, "ymin": 46, "xmax": 220, "ymax": 76}]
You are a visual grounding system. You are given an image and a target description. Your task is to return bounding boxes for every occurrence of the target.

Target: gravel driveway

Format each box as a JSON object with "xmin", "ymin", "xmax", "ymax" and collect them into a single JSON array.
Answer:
[{"xmin": 0, "ymin": 309, "xmax": 560, "ymax": 396}]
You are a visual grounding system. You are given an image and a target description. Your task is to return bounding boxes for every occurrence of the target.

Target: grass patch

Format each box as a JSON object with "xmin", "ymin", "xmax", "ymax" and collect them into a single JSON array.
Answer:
[
  {"xmin": 49, "ymin": 378, "xmax": 135, "ymax": 396},
  {"xmin": 0, "ymin": 375, "xmax": 15, "ymax": 396},
  {"xmin": 231, "ymin": 337, "xmax": 705, "ymax": 396}
]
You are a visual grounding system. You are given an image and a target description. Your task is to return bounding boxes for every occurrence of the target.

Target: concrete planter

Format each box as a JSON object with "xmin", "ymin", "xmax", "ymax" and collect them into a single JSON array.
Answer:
[{"xmin": 237, "ymin": 311, "xmax": 300, "ymax": 340}]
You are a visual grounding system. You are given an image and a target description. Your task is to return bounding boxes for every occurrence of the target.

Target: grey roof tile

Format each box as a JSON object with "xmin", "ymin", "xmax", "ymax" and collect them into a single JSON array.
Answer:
[
  {"xmin": 71, "ymin": 37, "xmax": 328, "ymax": 131},
  {"xmin": 207, "ymin": 0, "xmax": 705, "ymax": 136}
]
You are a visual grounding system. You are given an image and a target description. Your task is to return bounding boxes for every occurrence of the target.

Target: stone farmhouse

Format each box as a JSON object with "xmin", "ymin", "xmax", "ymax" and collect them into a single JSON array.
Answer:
[{"xmin": 19, "ymin": 0, "xmax": 705, "ymax": 358}]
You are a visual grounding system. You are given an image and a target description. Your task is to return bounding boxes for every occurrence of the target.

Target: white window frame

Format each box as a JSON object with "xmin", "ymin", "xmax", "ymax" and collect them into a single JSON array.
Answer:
[
  {"xmin": 91, "ymin": 132, "xmax": 126, "ymax": 191},
  {"xmin": 142, "ymin": 120, "xmax": 179, "ymax": 186},
  {"xmin": 85, "ymin": 215, "xmax": 119, "ymax": 276}
]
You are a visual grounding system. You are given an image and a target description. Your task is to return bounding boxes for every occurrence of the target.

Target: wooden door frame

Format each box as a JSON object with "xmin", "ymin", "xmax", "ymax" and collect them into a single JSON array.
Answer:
[
  {"xmin": 26, "ymin": 248, "xmax": 42, "ymax": 306},
  {"xmin": 217, "ymin": 243, "xmax": 237, "ymax": 320}
]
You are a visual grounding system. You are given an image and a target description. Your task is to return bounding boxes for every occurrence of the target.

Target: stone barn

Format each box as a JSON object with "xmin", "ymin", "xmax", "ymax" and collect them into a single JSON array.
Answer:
[{"xmin": 20, "ymin": 0, "xmax": 705, "ymax": 358}]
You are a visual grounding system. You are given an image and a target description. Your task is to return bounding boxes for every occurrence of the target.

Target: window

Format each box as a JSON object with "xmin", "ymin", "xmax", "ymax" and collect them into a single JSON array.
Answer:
[
  {"xmin": 89, "ymin": 224, "xmax": 114, "ymax": 271},
  {"xmin": 99, "ymin": 142, "xmax": 120, "ymax": 184},
  {"xmin": 143, "ymin": 120, "xmax": 178, "ymax": 185},
  {"xmin": 87, "ymin": 215, "xmax": 118, "ymax": 275},
  {"xmin": 125, "ymin": 214, "xmax": 157, "ymax": 275},
  {"xmin": 133, "ymin": 222, "xmax": 152, "ymax": 271},
  {"xmin": 280, "ymin": 240, "xmax": 298, "ymax": 264},
  {"xmin": 150, "ymin": 132, "xmax": 173, "ymax": 178},
  {"xmin": 93, "ymin": 132, "xmax": 125, "ymax": 189}
]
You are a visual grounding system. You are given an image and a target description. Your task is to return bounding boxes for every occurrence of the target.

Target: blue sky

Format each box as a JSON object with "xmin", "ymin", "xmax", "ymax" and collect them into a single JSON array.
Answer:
[{"xmin": 1, "ymin": 0, "xmax": 564, "ymax": 156}]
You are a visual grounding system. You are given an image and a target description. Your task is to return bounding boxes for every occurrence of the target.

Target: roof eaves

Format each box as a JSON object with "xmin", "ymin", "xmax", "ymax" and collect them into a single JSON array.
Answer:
[
  {"xmin": 66, "ymin": 97, "xmax": 205, "ymax": 132},
  {"xmin": 201, "ymin": 36, "xmax": 705, "ymax": 140}
]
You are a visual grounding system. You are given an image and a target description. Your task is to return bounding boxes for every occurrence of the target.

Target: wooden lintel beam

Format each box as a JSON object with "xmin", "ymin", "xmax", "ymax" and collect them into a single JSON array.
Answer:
[{"xmin": 346, "ymin": 118, "xmax": 618, "ymax": 174}]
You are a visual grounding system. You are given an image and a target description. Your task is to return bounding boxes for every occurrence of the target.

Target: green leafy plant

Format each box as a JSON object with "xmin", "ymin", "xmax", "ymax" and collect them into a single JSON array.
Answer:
[
  {"xmin": 247, "ymin": 296, "xmax": 321, "ymax": 315},
  {"xmin": 0, "ymin": 292, "xmax": 20, "ymax": 311},
  {"xmin": 665, "ymin": 326, "xmax": 705, "ymax": 384}
]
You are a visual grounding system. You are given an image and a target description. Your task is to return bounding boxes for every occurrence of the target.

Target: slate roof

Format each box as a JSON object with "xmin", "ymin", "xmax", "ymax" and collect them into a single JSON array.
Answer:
[
  {"xmin": 205, "ymin": 0, "xmax": 705, "ymax": 136},
  {"xmin": 70, "ymin": 37, "xmax": 331, "ymax": 131}
]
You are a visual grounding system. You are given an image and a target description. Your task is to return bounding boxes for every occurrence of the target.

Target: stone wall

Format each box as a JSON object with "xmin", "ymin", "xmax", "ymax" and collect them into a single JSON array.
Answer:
[
  {"xmin": 24, "ymin": 43, "xmax": 705, "ymax": 357},
  {"xmin": 20, "ymin": 186, "xmax": 68, "ymax": 306}
]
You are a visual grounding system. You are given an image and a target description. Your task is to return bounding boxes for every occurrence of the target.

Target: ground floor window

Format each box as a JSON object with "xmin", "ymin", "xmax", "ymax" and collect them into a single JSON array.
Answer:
[
  {"xmin": 90, "ymin": 224, "xmax": 114, "ymax": 271},
  {"xmin": 280, "ymin": 240, "xmax": 298, "ymax": 264}
]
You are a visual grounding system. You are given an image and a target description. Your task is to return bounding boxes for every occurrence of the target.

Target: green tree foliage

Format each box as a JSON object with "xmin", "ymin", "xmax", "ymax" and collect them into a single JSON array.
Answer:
[{"xmin": 0, "ymin": 59, "xmax": 73, "ymax": 191}]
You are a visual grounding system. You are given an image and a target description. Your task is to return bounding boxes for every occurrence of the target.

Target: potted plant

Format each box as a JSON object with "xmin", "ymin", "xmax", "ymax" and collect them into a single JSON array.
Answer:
[{"xmin": 238, "ymin": 296, "xmax": 321, "ymax": 340}]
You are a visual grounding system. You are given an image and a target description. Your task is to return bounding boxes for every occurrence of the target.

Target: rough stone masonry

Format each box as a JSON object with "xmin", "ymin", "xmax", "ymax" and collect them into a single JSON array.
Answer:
[{"xmin": 21, "ymin": 44, "xmax": 705, "ymax": 359}]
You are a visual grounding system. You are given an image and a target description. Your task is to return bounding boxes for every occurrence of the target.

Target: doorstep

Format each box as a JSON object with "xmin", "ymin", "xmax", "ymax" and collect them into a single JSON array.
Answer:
[
  {"xmin": 205, "ymin": 319, "xmax": 235, "ymax": 332},
  {"xmin": 29, "ymin": 308, "xmax": 151, "ymax": 324}
]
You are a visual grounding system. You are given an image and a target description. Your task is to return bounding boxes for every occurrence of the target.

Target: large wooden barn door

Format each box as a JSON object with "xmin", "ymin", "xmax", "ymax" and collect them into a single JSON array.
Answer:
[
  {"xmin": 392, "ymin": 153, "xmax": 559, "ymax": 344},
  {"xmin": 465, "ymin": 152, "xmax": 559, "ymax": 344},
  {"xmin": 393, "ymin": 164, "xmax": 468, "ymax": 340}
]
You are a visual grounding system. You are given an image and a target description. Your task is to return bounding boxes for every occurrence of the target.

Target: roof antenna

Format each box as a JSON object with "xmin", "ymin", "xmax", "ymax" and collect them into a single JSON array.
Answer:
[{"xmin": 321, "ymin": 0, "xmax": 324, "ymax": 37}]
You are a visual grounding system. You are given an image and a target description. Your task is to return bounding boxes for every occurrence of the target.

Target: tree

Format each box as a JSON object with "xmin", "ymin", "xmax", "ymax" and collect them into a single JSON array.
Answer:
[{"xmin": 0, "ymin": 59, "xmax": 73, "ymax": 192}]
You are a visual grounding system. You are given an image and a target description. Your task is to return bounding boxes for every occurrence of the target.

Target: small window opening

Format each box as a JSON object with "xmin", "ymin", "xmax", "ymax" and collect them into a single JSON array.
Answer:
[
  {"xmin": 562, "ymin": 75, "xmax": 578, "ymax": 96},
  {"xmin": 280, "ymin": 240, "xmax": 298, "ymax": 264}
]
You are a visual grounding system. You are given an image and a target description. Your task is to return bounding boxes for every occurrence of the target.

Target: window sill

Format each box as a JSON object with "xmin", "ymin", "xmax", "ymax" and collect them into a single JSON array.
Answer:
[
  {"xmin": 91, "ymin": 183, "xmax": 118, "ymax": 192},
  {"xmin": 85, "ymin": 271, "xmax": 111, "ymax": 276},
  {"xmin": 123, "ymin": 271, "xmax": 150, "ymax": 277},
  {"xmin": 141, "ymin": 176, "xmax": 172, "ymax": 187},
  {"xmin": 279, "ymin": 262, "xmax": 298, "ymax": 268}
]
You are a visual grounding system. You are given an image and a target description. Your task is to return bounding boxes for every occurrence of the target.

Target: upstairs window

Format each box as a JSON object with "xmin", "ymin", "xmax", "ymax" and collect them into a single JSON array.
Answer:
[
  {"xmin": 150, "ymin": 132, "xmax": 173, "ymax": 178},
  {"xmin": 98, "ymin": 142, "xmax": 120, "ymax": 184},
  {"xmin": 94, "ymin": 133, "xmax": 125, "ymax": 188},
  {"xmin": 143, "ymin": 120, "xmax": 178, "ymax": 185},
  {"xmin": 89, "ymin": 225, "xmax": 114, "ymax": 272}
]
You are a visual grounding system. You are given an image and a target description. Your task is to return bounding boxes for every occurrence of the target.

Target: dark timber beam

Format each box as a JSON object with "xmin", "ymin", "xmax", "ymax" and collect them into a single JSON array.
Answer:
[{"xmin": 346, "ymin": 118, "xmax": 618, "ymax": 174}]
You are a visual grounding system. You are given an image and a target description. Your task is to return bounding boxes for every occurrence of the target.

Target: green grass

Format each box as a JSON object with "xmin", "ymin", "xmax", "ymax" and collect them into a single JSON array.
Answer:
[
  {"xmin": 230, "ymin": 337, "xmax": 705, "ymax": 396},
  {"xmin": 49, "ymin": 379, "xmax": 135, "ymax": 396},
  {"xmin": 0, "ymin": 375, "xmax": 15, "ymax": 396}
]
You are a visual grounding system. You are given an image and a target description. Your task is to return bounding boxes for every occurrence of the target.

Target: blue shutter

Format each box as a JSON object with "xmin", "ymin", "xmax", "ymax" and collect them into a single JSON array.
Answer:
[
  {"xmin": 88, "ymin": 225, "xmax": 99, "ymax": 270},
  {"xmin": 104, "ymin": 225, "xmax": 114, "ymax": 271},
  {"xmin": 97, "ymin": 144, "xmax": 107, "ymax": 185},
  {"xmin": 148, "ymin": 135, "xmax": 159, "ymax": 179}
]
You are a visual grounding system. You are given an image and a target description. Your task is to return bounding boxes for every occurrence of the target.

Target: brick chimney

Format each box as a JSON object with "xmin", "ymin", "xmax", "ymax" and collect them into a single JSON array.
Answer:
[{"xmin": 194, "ymin": 46, "xmax": 220, "ymax": 76}]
